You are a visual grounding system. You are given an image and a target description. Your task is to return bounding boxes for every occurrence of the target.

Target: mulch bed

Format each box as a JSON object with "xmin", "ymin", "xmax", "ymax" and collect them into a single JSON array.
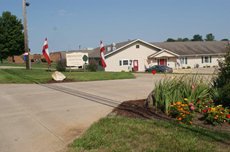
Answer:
[
  {"xmin": 112, "ymin": 99, "xmax": 230, "ymax": 132},
  {"xmin": 112, "ymin": 99, "xmax": 171, "ymax": 121}
]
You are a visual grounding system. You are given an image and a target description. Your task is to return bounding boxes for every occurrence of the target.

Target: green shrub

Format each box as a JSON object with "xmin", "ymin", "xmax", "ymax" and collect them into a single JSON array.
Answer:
[
  {"xmin": 56, "ymin": 59, "xmax": 66, "ymax": 72},
  {"xmin": 41, "ymin": 58, "xmax": 47, "ymax": 62},
  {"xmin": 87, "ymin": 60, "xmax": 98, "ymax": 72},
  {"xmin": 214, "ymin": 45, "xmax": 230, "ymax": 107},
  {"xmin": 187, "ymin": 66, "xmax": 191, "ymax": 69}
]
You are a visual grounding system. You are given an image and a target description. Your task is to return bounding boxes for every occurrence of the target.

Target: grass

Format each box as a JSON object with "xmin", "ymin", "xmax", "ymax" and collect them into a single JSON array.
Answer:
[
  {"xmin": 69, "ymin": 116, "xmax": 230, "ymax": 152},
  {"xmin": 0, "ymin": 69, "xmax": 135, "ymax": 83},
  {"xmin": 0, "ymin": 62, "xmax": 57, "ymax": 69}
]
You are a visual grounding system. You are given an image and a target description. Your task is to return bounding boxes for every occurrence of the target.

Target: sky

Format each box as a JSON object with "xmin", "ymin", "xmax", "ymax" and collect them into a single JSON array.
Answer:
[{"xmin": 0, "ymin": 0, "xmax": 230, "ymax": 54}]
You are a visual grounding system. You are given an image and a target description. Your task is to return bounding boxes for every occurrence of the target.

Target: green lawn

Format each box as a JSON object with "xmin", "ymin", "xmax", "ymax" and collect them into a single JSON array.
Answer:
[
  {"xmin": 0, "ymin": 69, "xmax": 135, "ymax": 83},
  {"xmin": 69, "ymin": 116, "xmax": 230, "ymax": 152},
  {"xmin": 0, "ymin": 62, "xmax": 56, "ymax": 69}
]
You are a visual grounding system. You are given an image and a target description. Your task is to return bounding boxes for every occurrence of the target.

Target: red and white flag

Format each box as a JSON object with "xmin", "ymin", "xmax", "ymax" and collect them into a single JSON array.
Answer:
[
  {"xmin": 42, "ymin": 38, "xmax": 51, "ymax": 65},
  {"xmin": 100, "ymin": 41, "xmax": 106, "ymax": 68}
]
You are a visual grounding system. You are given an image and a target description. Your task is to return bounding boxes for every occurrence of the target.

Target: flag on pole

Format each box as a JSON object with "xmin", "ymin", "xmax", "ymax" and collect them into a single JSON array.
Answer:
[
  {"xmin": 100, "ymin": 41, "xmax": 106, "ymax": 68},
  {"xmin": 42, "ymin": 38, "xmax": 51, "ymax": 65}
]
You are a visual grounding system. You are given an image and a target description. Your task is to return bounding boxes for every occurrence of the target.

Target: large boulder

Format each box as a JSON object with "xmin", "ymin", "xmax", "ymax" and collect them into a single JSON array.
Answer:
[{"xmin": 52, "ymin": 71, "xmax": 66, "ymax": 81}]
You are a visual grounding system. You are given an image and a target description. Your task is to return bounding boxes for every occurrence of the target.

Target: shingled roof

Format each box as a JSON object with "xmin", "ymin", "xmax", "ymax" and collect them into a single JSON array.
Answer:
[
  {"xmin": 151, "ymin": 41, "xmax": 228, "ymax": 56},
  {"xmin": 88, "ymin": 40, "xmax": 228, "ymax": 58},
  {"xmin": 89, "ymin": 40, "xmax": 136, "ymax": 58}
]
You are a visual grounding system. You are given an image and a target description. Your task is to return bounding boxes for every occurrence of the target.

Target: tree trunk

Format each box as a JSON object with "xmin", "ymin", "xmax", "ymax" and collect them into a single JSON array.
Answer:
[
  {"xmin": 12, "ymin": 56, "xmax": 15, "ymax": 63},
  {"xmin": 0, "ymin": 58, "xmax": 3, "ymax": 64}
]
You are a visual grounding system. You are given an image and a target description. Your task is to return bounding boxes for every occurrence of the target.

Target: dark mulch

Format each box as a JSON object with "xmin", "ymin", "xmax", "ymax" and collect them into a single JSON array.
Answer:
[
  {"xmin": 112, "ymin": 99, "xmax": 171, "ymax": 121},
  {"xmin": 112, "ymin": 99, "xmax": 230, "ymax": 132}
]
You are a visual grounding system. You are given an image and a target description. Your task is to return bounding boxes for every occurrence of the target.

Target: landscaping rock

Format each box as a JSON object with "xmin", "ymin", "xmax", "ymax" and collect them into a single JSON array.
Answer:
[{"xmin": 52, "ymin": 71, "xmax": 66, "ymax": 81}]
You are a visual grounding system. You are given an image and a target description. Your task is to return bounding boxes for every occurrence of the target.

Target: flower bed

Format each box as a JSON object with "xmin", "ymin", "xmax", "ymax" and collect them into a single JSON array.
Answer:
[{"xmin": 146, "ymin": 74, "xmax": 230, "ymax": 126}]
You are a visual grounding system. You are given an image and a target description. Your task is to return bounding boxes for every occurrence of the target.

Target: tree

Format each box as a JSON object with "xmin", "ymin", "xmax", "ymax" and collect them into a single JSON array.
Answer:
[
  {"xmin": 0, "ymin": 11, "xmax": 24, "ymax": 63},
  {"xmin": 214, "ymin": 43, "xmax": 230, "ymax": 106},
  {"xmin": 191, "ymin": 34, "xmax": 203, "ymax": 41},
  {"xmin": 182, "ymin": 38, "xmax": 190, "ymax": 42},
  {"xmin": 166, "ymin": 38, "xmax": 176, "ymax": 42},
  {"xmin": 221, "ymin": 39, "xmax": 229, "ymax": 41},
  {"xmin": 177, "ymin": 38, "xmax": 183, "ymax": 42},
  {"xmin": 205, "ymin": 33, "xmax": 215, "ymax": 41},
  {"xmin": 166, "ymin": 37, "xmax": 189, "ymax": 42}
]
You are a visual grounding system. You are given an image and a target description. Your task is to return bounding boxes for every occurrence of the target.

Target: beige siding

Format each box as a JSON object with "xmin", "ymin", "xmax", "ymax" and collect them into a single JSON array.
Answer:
[
  {"xmin": 105, "ymin": 43, "xmax": 157, "ymax": 72},
  {"xmin": 180, "ymin": 55, "xmax": 224, "ymax": 68}
]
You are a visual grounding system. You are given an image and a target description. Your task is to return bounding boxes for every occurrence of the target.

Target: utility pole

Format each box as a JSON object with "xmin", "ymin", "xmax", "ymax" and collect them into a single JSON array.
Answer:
[{"xmin": 23, "ymin": 0, "xmax": 31, "ymax": 69}]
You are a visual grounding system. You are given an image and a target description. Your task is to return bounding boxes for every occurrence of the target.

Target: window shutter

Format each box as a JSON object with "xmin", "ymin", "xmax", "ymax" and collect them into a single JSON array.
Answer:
[
  {"xmin": 210, "ymin": 56, "xmax": 212, "ymax": 63},
  {"xmin": 202, "ymin": 57, "xmax": 204, "ymax": 63},
  {"xmin": 119, "ymin": 60, "xmax": 122, "ymax": 66},
  {"xmin": 185, "ymin": 57, "xmax": 187, "ymax": 64}
]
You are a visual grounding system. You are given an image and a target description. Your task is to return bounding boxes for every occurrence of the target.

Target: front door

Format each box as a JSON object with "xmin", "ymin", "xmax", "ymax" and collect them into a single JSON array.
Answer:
[
  {"xmin": 158, "ymin": 59, "xmax": 167, "ymax": 65},
  {"xmin": 133, "ymin": 60, "xmax": 138, "ymax": 71}
]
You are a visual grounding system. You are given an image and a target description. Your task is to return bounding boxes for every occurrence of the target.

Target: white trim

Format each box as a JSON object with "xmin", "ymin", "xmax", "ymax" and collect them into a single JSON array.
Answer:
[
  {"xmin": 105, "ymin": 39, "xmax": 164, "ymax": 58},
  {"xmin": 148, "ymin": 49, "xmax": 179, "ymax": 58}
]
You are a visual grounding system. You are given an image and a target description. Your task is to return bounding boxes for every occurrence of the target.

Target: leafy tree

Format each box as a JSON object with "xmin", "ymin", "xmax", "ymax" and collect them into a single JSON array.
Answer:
[
  {"xmin": 214, "ymin": 43, "xmax": 230, "ymax": 106},
  {"xmin": 0, "ymin": 11, "xmax": 24, "ymax": 63},
  {"xmin": 205, "ymin": 33, "xmax": 215, "ymax": 41},
  {"xmin": 221, "ymin": 39, "xmax": 229, "ymax": 41},
  {"xmin": 177, "ymin": 38, "xmax": 183, "ymax": 42},
  {"xmin": 191, "ymin": 34, "xmax": 203, "ymax": 41},
  {"xmin": 166, "ymin": 37, "xmax": 190, "ymax": 42},
  {"xmin": 166, "ymin": 38, "xmax": 176, "ymax": 42},
  {"xmin": 182, "ymin": 38, "xmax": 190, "ymax": 42}
]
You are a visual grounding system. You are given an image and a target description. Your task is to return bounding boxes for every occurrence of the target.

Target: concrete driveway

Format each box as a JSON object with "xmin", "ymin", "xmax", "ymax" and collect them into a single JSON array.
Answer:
[{"xmin": 0, "ymin": 73, "xmax": 161, "ymax": 152}]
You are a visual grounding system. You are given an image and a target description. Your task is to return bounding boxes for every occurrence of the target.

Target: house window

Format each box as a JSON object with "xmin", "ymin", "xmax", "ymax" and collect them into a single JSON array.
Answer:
[
  {"xmin": 123, "ymin": 60, "xmax": 129, "ymax": 65},
  {"xmin": 180, "ymin": 57, "xmax": 187, "ymax": 64},
  {"xmin": 202, "ymin": 56, "xmax": 212, "ymax": 63},
  {"xmin": 119, "ymin": 59, "xmax": 131, "ymax": 66},
  {"xmin": 136, "ymin": 45, "xmax": 140, "ymax": 49}
]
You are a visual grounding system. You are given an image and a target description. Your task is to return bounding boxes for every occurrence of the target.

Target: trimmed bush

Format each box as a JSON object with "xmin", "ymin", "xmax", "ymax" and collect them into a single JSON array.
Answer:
[
  {"xmin": 41, "ymin": 58, "xmax": 47, "ymax": 62},
  {"xmin": 56, "ymin": 59, "xmax": 66, "ymax": 72},
  {"xmin": 87, "ymin": 60, "xmax": 98, "ymax": 72}
]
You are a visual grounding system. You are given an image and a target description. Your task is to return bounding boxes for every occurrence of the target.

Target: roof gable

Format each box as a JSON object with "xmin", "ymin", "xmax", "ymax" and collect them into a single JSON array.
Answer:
[
  {"xmin": 89, "ymin": 39, "xmax": 163, "ymax": 58},
  {"xmin": 149, "ymin": 49, "xmax": 179, "ymax": 58}
]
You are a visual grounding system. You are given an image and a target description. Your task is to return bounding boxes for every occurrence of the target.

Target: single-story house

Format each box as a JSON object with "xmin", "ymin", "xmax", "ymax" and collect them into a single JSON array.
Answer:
[{"xmin": 89, "ymin": 39, "xmax": 228, "ymax": 72}]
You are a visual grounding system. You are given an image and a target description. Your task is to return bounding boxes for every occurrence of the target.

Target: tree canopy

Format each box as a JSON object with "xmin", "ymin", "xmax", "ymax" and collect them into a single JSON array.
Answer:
[
  {"xmin": 205, "ymin": 33, "xmax": 215, "ymax": 41},
  {"xmin": 165, "ymin": 33, "xmax": 227, "ymax": 42},
  {"xmin": 191, "ymin": 34, "xmax": 203, "ymax": 41},
  {"xmin": 166, "ymin": 37, "xmax": 190, "ymax": 42},
  {"xmin": 0, "ymin": 11, "xmax": 24, "ymax": 63}
]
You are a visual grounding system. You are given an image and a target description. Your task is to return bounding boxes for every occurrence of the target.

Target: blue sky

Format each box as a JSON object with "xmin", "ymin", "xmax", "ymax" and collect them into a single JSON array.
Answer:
[{"xmin": 0, "ymin": 0, "xmax": 230, "ymax": 54}]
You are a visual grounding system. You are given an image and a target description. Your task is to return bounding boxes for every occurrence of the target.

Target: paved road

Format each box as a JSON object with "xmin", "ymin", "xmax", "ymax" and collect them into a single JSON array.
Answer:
[{"xmin": 0, "ymin": 73, "xmax": 161, "ymax": 152}]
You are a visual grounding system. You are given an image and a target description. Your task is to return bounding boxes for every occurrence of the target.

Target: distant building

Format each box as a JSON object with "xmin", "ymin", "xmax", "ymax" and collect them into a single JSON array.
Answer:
[{"xmin": 88, "ymin": 39, "xmax": 227, "ymax": 72}]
